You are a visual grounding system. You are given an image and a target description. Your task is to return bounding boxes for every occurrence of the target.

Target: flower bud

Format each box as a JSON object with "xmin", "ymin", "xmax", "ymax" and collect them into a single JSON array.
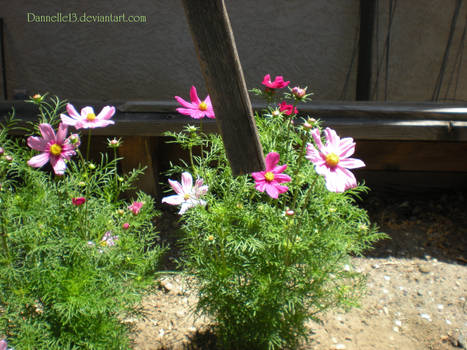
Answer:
[
  {"xmin": 117, "ymin": 209, "xmax": 125, "ymax": 216},
  {"xmin": 88, "ymin": 163, "xmax": 96, "ymax": 170},
  {"xmin": 122, "ymin": 222, "xmax": 130, "ymax": 230},
  {"xmin": 0, "ymin": 147, "xmax": 4, "ymax": 155},
  {"xmin": 4, "ymin": 155, "xmax": 12, "ymax": 162},
  {"xmin": 108, "ymin": 138, "xmax": 121, "ymax": 148},
  {"xmin": 292, "ymin": 86, "xmax": 307, "ymax": 99}
]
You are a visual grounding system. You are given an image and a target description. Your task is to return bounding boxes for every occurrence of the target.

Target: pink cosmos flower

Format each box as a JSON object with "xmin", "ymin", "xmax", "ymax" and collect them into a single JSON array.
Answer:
[
  {"xmin": 162, "ymin": 172, "xmax": 208, "ymax": 214},
  {"xmin": 60, "ymin": 103, "xmax": 115, "ymax": 129},
  {"xmin": 251, "ymin": 152, "xmax": 291, "ymax": 199},
  {"xmin": 262, "ymin": 74, "xmax": 290, "ymax": 89},
  {"xmin": 0, "ymin": 339, "xmax": 6, "ymax": 350},
  {"xmin": 27, "ymin": 123, "xmax": 76, "ymax": 175},
  {"xmin": 279, "ymin": 101, "xmax": 298, "ymax": 116},
  {"xmin": 175, "ymin": 86, "xmax": 215, "ymax": 119},
  {"xmin": 128, "ymin": 201, "xmax": 143, "ymax": 215},
  {"xmin": 72, "ymin": 197, "xmax": 86, "ymax": 206},
  {"xmin": 305, "ymin": 127, "xmax": 365, "ymax": 193}
]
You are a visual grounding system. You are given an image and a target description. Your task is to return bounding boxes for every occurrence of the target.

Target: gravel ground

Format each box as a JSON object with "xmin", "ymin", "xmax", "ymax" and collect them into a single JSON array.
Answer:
[{"xmin": 129, "ymin": 191, "xmax": 467, "ymax": 350}]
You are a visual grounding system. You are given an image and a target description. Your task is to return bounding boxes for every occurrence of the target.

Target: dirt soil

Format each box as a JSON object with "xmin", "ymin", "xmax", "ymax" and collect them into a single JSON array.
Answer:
[{"xmin": 129, "ymin": 191, "xmax": 467, "ymax": 350}]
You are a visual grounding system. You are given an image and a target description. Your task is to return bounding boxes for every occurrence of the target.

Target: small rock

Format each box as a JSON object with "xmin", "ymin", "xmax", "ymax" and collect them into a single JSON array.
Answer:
[
  {"xmin": 160, "ymin": 279, "xmax": 175, "ymax": 293},
  {"xmin": 372, "ymin": 264, "xmax": 380, "ymax": 269},
  {"xmin": 437, "ymin": 304, "xmax": 444, "ymax": 311},
  {"xmin": 384, "ymin": 275, "xmax": 391, "ymax": 281},
  {"xmin": 393, "ymin": 326, "xmax": 399, "ymax": 333},
  {"xmin": 394, "ymin": 320, "xmax": 402, "ymax": 327},
  {"xmin": 417, "ymin": 290, "xmax": 424, "ymax": 296},
  {"xmin": 458, "ymin": 333, "xmax": 467, "ymax": 349},
  {"xmin": 446, "ymin": 319, "xmax": 452, "ymax": 325},
  {"xmin": 420, "ymin": 313, "xmax": 432, "ymax": 322},
  {"xmin": 383, "ymin": 307, "xmax": 389, "ymax": 315},
  {"xmin": 418, "ymin": 264, "xmax": 431, "ymax": 274},
  {"xmin": 331, "ymin": 344, "xmax": 346, "ymax": 350}
]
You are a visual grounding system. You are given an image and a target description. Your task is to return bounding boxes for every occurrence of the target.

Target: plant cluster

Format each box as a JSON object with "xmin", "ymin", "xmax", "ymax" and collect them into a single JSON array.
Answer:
[
  {"xmin": 0, "ymin": 95, "xmax": 164, "ymax": 349},
  {"xmin": 163, "ymin": 76, "xmax": 386, "ymax": 349}
]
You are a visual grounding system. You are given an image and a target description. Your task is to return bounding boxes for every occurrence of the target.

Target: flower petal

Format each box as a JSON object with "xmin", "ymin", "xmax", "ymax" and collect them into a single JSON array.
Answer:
[
  {"xmin": 265, "ymin": 152, "xmax": 280, "ymax": 171},
  {"xmin": 168, "ymin": 179, "xmax": 183, "ymax": 195},
  {"xmin": 81, "ymin": 106, "xmax": 95, "ymax": 117},
  {"xmin": 273, "ymin": 173, "xmax": 291, "ymax": 183},
  {"xmin": 339, "ymin": 157, "xmax": 365, "ymax": 169},
  {"xmin": 56, "ymin": 123, "xmax": 68, "ymax": 144},
  {"xmin": 162, "ymin": 194, "xmax": 184, "ymax": 206},
  {"xmin": 96, "ymin": 106, "xmax": 115, "ymax": 120},
  {"xmin": 251, "ymin": 171, "xmax": 265, "ymax": 181},
  {"xmin": 338, "ymin": 137, "xmax": 356, "ymax": 159},
  {"xmin": 190, "ymin": 86, "xmax": 201, "ymax": 105},
  {"xmin": 27, "ymin": 136, "xmax": 47, "ymax": 152},
  {"xmin": 265, "ymin": 184, "xmax": 279, "ymax": 199},
  {"xmin": 50, "ymin": 156, "xmax": 67, "ymax": 175},
  {"xmin": 181, "ymin": 172, "xmax": 193, "ymax": 192},
  {"xmin": 27, "ymin": 152, "xmax": 50, "ymax": 168},
  {"xmin": 175, "ymin": 96, "xmax": 196, "ymax": 109},
  {"xmin": 60, "ymin": 113, "xmax": 78, "ymax": 127},
  {"xmin": 324, "ymin": 128, "xmax": 340, "ymax": 149},
  {"xmin": 66, "ymin": 103, "xmax": 81, "ymax": 118},
  {"xmin": 38, "ymin": 123, "xmax": 56, "ymax": 142}
]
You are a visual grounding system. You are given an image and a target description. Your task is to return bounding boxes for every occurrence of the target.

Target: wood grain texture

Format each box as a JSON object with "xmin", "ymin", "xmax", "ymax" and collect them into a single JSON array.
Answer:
[{"xmin": 181, "ymin": 0, "xmax": 265, "ymax": 175}]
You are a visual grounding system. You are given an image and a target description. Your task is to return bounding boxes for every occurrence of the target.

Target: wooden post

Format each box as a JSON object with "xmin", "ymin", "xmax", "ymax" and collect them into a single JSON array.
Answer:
[{"xmin": 181, "ymin": 0, "xmax": 265, "ymax": 175}]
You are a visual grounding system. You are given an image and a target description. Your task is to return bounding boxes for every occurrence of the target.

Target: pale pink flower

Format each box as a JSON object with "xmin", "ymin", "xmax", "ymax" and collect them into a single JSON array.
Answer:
[
  {"xmin": 60, "ymin": 103, "xmax": 115, "ymax": 129},
  {"xmin": 162, "ymin": 172, "xmax": 208, "ymax": 214},
  {"xmin": 262, "ymin": 74, "xmax": 290, "ymax": 89},
  {"xmin": 27, "ymin": 123, "xmax": 76, "ymax": 175},
  {"xmin": 251, "ymin": 152, "xmax": 291, "ymax": 199},
  {"xmin": 128, "ymin": 201, "xmax": 143, "ymax": 215},
  {"xmin": 101, "ymin": 231, "xmax": 118, "ymax": 247},
  {"xmin": 306, "ymin": 127, "xmax": 365, "ymax": 193},
  {"xmin": 0, "ymin": 339, "xmax": 7, "ymax": 350},
  {"xmin": 175, "ymin": 86, "xmax": 215, "ymax": 119}
]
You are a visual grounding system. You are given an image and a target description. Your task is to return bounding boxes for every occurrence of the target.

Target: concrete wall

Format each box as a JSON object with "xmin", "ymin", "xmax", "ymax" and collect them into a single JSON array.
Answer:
[{"xmin": 0, "ymin": 0, "xmax": 465, "ymax": 102}]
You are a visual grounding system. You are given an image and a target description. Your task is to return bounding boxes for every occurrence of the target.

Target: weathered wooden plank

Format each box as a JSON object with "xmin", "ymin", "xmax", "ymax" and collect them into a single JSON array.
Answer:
[
  {"xmin": 354, "ymin": 169, "xmax": 467, "ymax": 192},
  {"xmin": 181, "ymin": 0, "xmax": 265, "ymax": 175},
  {"xmin": 356, "ymin": 140, "xmax": 467, "ymax": 172},
  {"xmin": 1, "ymin": 101, "xmax": 467, "ymax": 140},
  {"xmin": 118, "ymin": 136, "xmax": 159, "ymax": 198}
]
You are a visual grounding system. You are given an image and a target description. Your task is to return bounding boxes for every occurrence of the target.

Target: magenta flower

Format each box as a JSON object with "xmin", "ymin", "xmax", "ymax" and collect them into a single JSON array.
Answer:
[
  {"xmin": 27, "ymin": 123, "xmax": 76, "ymax": 175},
  {"xmin": 60, "ymin": 103, "xmax": 115, "ymax": 129},
  {"xmin": 162, "ymin": 172, "xmax": 208, "ymax": 214},
  {"xmin": 262, "ymin": 74, "xmax": 290, "ymax": 89},
  {"xmin": 122, "ymin": 222, "xmax": 130, "ymax": 230},
  {"xmin": 128, "ymin": 201, "xmax": 143, "ymax": 215},
  {"xmin": 279, "ymin": 101, "xmax": 298, "ymax": 116},
  {"xmin": 251, "ymin": 152, "xmax": 291, "ymax": 199},
  {"xmin": 175, "ymin": 86, "xmax": 215, "ymax": 119},
  {"xmin": 72, "ymin": 197, "xmax": 86, "ymax": 206},
  {"xmin": 306, "ymin": 127, "xmax": 365, "ymax": 193}
]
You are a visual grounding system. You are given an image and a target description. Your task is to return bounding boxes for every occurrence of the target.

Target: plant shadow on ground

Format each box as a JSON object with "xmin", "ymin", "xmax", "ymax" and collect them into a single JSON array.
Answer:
[{"xmin": 359, "ymin": 189, "xmax": 467, "ymax": 265}]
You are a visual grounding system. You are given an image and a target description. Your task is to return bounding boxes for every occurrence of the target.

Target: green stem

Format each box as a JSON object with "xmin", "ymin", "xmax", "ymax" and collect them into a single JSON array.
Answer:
[
  {"xmin": 113, "ymin": 147, "xmax": 119, "ymax": 201},
  {"xmin": 199, "ymin": 120, "xmax": 204, "ymax": 159},
  {"xmin": 290, "ymin": 131, "xmax": 310, "ymax": 211},
  {"xmin": 86, "ymin": 129, "xmax": 92, "ymax": 161}
]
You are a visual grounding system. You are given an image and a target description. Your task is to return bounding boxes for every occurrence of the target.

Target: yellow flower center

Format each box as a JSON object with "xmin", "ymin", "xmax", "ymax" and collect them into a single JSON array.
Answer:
[
  {"xmin": 49, "ymin": 143, "xmax": 62, "ymax": 156},
  {"xmin": 325, "ymin": 153, "xmax": 340, "ymax": 167},
  {"xmin": 198, "ymin": 101, "xmax": 208, "ymax": 111},
  {"xmin": 86, "ymin": 113, "xmax": 96, "ymax": 121},
  {"xmin": 183, "ymin": 193, "xmax": 191, "ymax": 200},
  {"xmin": 264, "ymin": 171, "xmax": 275, "ymax": 182}
]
